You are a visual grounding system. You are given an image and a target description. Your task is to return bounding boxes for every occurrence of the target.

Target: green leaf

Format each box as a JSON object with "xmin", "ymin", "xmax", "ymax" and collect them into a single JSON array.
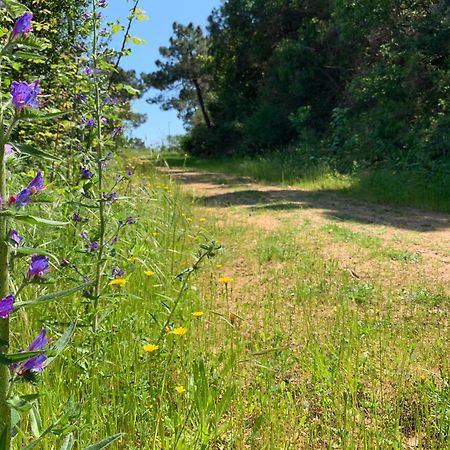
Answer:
[
  {"xmin": 20, "ymin": 110, "xmax": 68, "ymax": 122},
  {"xmin": 4, "ymin": 0, "xmax": 28, "ymax": 17},
  {"xmin": 29, "ymin": 405, "xmax": 42, "ymax": 438},
  {"xmin": 12, "ymin": 51, "xmax": 45, "ymax": 63},
  {"xmin": 43, "ymin": 321, "xmax": 76, "ymax": 368},
  {"xmin": 82, "ymin": 434, "xmax": 124, "ymax": 450},
  {"xmin": 14, "ymin": 247, "xmax": 59, "ymax": 264},
  {"xmin": 11, "ymin": 142, "xmax": 60, "ymax": 161},
  {"xmin": 7, "ymin": 395, "xmax": 35, "ymax": 413},
  {"xmin": 0, "ymin": 351, "xmax": 44, "ymax": 365},
  {"xmin": 60, "ymin": 434, "xmax": 75, "ymax": 450},
  {"xmin": 15, "ymin": 284, "xmax": 89, "ymax": 308},
  {"xmin": 0, "ymin": 209, "xmax": 67, "ymax": 226},
  {"xmin": 11, "ymin": 408, "xmax": 21, "ymax": 439},
  {"xmin": 111, "ymin": 23, "xmax": 123, "ymax": 34}
]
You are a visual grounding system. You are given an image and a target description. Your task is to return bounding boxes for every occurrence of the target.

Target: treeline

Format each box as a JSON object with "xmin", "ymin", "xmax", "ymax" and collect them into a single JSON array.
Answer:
[{"xmin": 145, "ymin": 0, "xmax": 450, "ymax": 171}]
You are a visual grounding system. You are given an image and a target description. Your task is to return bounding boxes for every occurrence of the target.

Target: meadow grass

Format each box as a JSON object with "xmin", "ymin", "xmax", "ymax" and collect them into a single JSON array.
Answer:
[
  {"xmin": 158, "ymin": 151, "xmax": 450, "ymax": 214},
  {"xmin": 17, "ymin": 154, "xmax": 450, "ymax": 449}
]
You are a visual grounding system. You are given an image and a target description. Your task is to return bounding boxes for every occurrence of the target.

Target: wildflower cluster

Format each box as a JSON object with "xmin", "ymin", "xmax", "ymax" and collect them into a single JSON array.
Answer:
[{"xmin": 0, "ymin": 0, "xmax": 146, "ymax": 448}]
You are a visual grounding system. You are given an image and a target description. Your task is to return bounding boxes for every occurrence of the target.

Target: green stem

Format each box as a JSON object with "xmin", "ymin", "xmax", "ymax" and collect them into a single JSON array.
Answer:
[
  {"xmin": 0, "ymin": 65, "xmax": 11, "ymax": 447},
  {"xmin": 91, "ymin": 1, "xmax": 106, "ymax": 338}
]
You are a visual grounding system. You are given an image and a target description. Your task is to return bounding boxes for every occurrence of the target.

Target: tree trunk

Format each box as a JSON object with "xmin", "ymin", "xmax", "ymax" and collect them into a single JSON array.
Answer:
[{"xmin": 192, "ymin": 78, "xmax": 212, "ymax": 128}]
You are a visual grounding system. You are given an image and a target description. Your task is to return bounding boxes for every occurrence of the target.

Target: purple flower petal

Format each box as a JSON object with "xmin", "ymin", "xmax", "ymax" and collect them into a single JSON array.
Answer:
[
  {"xmin": 10, "ymin": 80, "xmax": 40, "ymax": 111},
  {"xmin": 10, "ymin": 229, "xmax": 23, "ymax": 245},
  {"xmin": 0, "ymin": 294, "xmax": 14, "ymax": 319},
  {"xmin": 27, "ymin": 255, "xmax": 49, "ymax": 278},
  {"xmin": 12, "ymin": 13, "xmax": 33, "ymax": 38},
  {"xmin": 28, "ymin": 328, "xmax": 48, "ymax": 351}
]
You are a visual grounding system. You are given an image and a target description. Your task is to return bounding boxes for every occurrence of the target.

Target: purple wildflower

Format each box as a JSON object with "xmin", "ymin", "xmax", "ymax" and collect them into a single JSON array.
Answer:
[
  {"xmin": 87, "ymin": 241, "xmax": 99, "ymax": 251},
  {"xmin": 10, "ymin": 80, "xmax": 40, "ymax": 111},
  {"xmin": 80, "ymin": 231, "xmax": 89, "ymax": 241},
  {"xmin": 27, "ymin": 170, "xmax": 44, "ymax": 193},
  {"xmin": 85, "ymin": 66, "xmax": 93, "ymax": 76},
  {"xmin": 0, "ymin": 294, "xmax": 14, "ymax": 319},
  {"xmin": 15, "ymin": 171, "xmax": 45, "ymax": 209},
  {"xmin": 81, "ymin": 167, "xmax": 93, "ymax": 179},
  {"xmin": 112, "ymin": 267, "xmax": 124, "ymax": 277},
  {"xmin": 112, "ymin": 126, "xmax": 124, "ymax": 137},
  {"xmin": 110, "ymin": 235, "xmax": 118, "ymax": 245},
  {"xmin": 4, "ymin": 144, "xmax": 13, "ymax": 156},
  {"xmin": 72, "ymin": 212, "xmax": 81, "ymax": 222},
  {"xmin": 126, "ymin": 216, "xmax": 136, "ymax": 224},
  {"xmin": 10, "ymin": 229, "xmax": 23, "ymax": 245},
  {"xmin": 87, "ymin": 118, "xmax": 96, "ymax": 127},
  {"xmin": 29, "ymin": 328, "xmax": 48, "ymax": 351},
  {"xmin": 125, "ymin": 169, "xmax": 133, "ymax": 176},
  {"xmin": 15, "ymin": 188, "xmax": 31, "ymax": 208},
  {"xmin": 12, "ymin": 12, "xmax": 33, "ymax": 39},
  {"xmin": 27, "ymin": 255, "xmax": 49, "ymax": 278},
  {"xmin": 103, "ymin": 192, "xmax": 117, "ymax": 202},
  {"xmin": 12, "ymin": 329, "xmax": 49, "ymax": 377},
  {"xmin": 99, "ymin": 0, "xmax": 108, "ymax": 7}
]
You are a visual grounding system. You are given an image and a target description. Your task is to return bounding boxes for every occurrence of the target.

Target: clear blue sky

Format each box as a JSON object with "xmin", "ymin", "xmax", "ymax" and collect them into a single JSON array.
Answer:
[{"xmin": 106, "ymin": 0, "xmax": 219, "ymax": 146}]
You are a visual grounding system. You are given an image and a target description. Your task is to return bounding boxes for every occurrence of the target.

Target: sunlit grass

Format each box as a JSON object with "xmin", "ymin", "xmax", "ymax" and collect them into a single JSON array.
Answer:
[{"xmin": 19, "ymin": 156, "xmax": 450, "ymax": 449}]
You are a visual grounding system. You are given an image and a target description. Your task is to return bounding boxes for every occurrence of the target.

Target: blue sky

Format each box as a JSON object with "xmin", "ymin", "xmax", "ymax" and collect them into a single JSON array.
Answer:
[{"xmin": 106, "ymin": 0, "xmax": 219, "ymax": 146}]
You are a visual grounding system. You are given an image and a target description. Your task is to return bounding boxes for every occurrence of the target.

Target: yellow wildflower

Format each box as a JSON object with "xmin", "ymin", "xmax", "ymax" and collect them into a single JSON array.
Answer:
[
  {"xmin": 127, "ymin": 256, "xmax": 137, "ymax": 263},
  {"xmin": 143, "ymin": 344, "xmax": 159, "ymax": 353},
  {"xmin": 144, "ymin": 271, "xmax": 155, "ymax": 277},
  {"xmin": 199, "ymin": 218, "xmax": 206, "ymax": 223},
  {"xmin": 218, "ymin": 277, "xmax": 233, "ymax": 285},
  {"xmin": 192, "ymin": 311, "xmax": 204, "ymax": 318},
  {"xmin": 216, "ymin": 264, "xmax": 222, "ymax": 269},
  {"xmin": 175, "ymin": 385, "xmax": 186, "ymax": 394},
  {"xmin": 109, "ymin": 279, "xmax": 128, "ymax": 286},
  {"xmin": 186, "ymin": 217, "xmax": 193, "ymax": 222},
  {"xmin": 172, "ymin": 327, "xmax": 187, "ymax": 336}
]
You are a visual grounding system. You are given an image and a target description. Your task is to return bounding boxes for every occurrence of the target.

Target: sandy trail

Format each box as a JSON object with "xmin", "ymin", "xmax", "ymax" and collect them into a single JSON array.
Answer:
[{"xmin": 163, "ymin": 168, "xmax": 450, "ymax": 288}]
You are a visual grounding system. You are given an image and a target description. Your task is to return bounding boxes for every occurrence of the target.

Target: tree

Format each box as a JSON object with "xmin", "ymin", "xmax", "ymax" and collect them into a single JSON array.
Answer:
[{"xmin": 142, "ymin": 22, "xmax": 212, "ymax": 128}]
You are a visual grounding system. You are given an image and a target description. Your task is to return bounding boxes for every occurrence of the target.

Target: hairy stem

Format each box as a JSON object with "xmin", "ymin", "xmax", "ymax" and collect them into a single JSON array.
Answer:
[
  {"xmin": 91, "ymin": 1, "xmax": 106, "ymax": 338},
  {"xmin": 0, "ymin": 67, "xmax": 11, "ymax": 447}
]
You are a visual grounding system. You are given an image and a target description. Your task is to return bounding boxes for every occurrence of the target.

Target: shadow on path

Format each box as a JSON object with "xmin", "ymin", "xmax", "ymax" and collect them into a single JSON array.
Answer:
[{"xmin": 165, "ymin": 169, "xmax": 450, "ymax": 233}]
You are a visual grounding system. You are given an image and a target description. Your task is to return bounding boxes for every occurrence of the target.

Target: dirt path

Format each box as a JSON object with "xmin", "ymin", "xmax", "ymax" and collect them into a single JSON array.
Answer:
[{"xmin": 163, "ymin": 168, "xmax": 450, "ymax": 289}]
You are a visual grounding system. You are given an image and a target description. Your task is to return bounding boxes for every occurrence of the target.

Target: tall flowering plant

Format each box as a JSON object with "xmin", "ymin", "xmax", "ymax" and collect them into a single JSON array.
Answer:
[{"xmin": 0, "ymin": 2, "xmax": 123, "ymax": 449}]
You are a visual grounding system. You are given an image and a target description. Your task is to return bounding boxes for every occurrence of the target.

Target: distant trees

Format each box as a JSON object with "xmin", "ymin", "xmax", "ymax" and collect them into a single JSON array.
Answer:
[
  {"xmin": 142, "ymin": 23, "xmax": 212, "ymax": 128},
  {"xmin": 144, "ymin": 0, "xmax": 450, "ymax": 169}
]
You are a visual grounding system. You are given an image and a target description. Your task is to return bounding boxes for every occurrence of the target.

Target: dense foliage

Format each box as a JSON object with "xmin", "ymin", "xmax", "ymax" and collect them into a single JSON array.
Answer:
[{"xmin": 146, "ymin": 0, "xmax": 450, "ymax": 171}]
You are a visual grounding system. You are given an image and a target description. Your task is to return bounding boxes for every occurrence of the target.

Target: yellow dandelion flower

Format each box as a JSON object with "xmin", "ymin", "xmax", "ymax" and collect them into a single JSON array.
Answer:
[
  {"xmin": 192, "ymin": 311, "xmax": 204, "ymax": 318},
  {"xmin": 127, "ymin": 256, "xmax": 137, "ymax": 263},
  {"xmin": 218, "ymin": 277, "xmax": 233, "ymax": 285},
  {"xmin": 109, "ymin": 279, "xmax": 128, "ymax": 286},
  {"xmin": 143, "ymin": 343, "xmax": 159, "ymax": 353},
  {"xmin": 172, "ymin": 327, "xmax": 187, "ymax": 336},
  {"xmin": 199, "ymin": 218, "xmax": 206, "ymax": 223},
  {"xmin": 175, "ymin": 385, "xmax": 185, "ymax": 394},
  {"xmin": 144, "ymin": 271, "xmax": 155, "ymax": 277},
  {"xmin": 186, "ymin": 217, "xmax": 193, "ymax": 222}
]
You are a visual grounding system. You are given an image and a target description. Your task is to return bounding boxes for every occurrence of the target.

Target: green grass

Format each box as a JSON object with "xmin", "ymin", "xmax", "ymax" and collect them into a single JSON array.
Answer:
[
  {"xmin": 17, "ymin": 155, "xmax": 450, "ymax": 449},
  {"xmin": 322, "ymin": 223, "xmax": 421, "ymax": 262},
  {"xmin": 158, "ymin": 151, "xmax": 450, "ymax": 213}
]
